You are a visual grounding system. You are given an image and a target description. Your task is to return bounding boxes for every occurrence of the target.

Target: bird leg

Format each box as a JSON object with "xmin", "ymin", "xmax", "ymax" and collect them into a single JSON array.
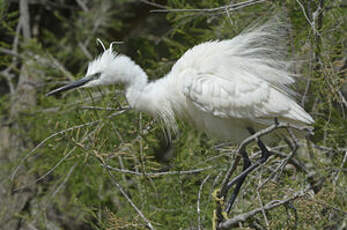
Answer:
[
  {"xmin": 225, "ymin": 127, "xmax": 272, "ymax": 213},
  {"xmin": 246, "ymin": 127, "xmax": 271, "ymax": 163},
  {"xmin": 225, "ymin": 147, "xmax": 251, "ymax": 213}
]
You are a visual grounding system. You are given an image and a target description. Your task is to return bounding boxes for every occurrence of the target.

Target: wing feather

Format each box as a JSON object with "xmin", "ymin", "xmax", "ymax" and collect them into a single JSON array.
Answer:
[
  {"xmin": 170, "ymin": 15, "xmax": 314, "ymax": 125},
  {"xmin": 183, "ymin": 73, "xmax": 289, "ymax": 121}
]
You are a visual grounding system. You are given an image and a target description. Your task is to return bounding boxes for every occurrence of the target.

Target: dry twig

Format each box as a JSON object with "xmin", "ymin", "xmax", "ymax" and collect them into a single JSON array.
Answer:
[
  {"xmin": 103, "ymin": 162, "xmax": 155, "ymax": 230},
  {"xmin": 151, "ymin": 0, "xmax": 266, "ymax": 13},
  {"xmin": 218, "ymin": 186, "xmax": 310, "ymax": 229},
  {"xmin": 197, "ymin": 175, "xmax": 211, "ymax": 230},
  {"xmin": 105, "ymin": 165, "xmax": 213, "ymax": 177}
]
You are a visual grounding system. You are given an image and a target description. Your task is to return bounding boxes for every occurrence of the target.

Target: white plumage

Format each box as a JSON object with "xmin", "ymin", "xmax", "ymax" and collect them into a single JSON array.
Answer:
[{"xmin": 47, "ymin": 16, "xmax": 314, "ymax": 144}]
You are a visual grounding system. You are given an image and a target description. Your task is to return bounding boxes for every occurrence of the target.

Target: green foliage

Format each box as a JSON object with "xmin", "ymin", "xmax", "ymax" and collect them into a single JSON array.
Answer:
[{"xmin": 0, "ymin": 0, "xmax": 346, "ymax": 229}]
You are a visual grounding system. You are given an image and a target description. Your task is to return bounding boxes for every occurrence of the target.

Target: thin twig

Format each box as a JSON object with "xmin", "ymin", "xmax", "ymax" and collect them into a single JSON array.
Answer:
[
  {"xmin": 312, "ymin": 143, "xmax": 347, "ymax": 152},
  {"xmin": 308, "ymin": 197, "xmax": 347, "ymax": 216},
  {"xmin": 151, "ymin": 0, "xmax": 266, "ymax": 13},
  {"xmin": 51, "ymin": 162, "xmax": 78, "ymax": 197},
  {"xmin": 76, "ymin": 0, "xmax": 89, "ymax": 12},
  {"xmin": 105, "ymin": 165, "xmax": 213, "ymax": 177},
  {"xmin": 0, "ymin": 47, "xmax": 22, "ymax": 58},
  {"xmin": 47, "ymin": 53, "xmax": 75, "ymax": 81},
  {"xmin": 333, "ymin": 151, "xmax": 347, "ymax": 185},
  {"xmin": 220, "ymin": 122, "xmax": 312, "ymax": 196},
  {"xmin": 0, "ymin": 16, "xmax": 22, "ymax": 94},
  {"xmin": 256, "ymin": 172, "xmax": 269, "ymax": 229},
  {"xmin": 140, "ymin": 0, "xmax": 167, "ymax": 9},
  {"xmin": 103, "ymin": 163, "xmax": 155, "ymax": 230},
  {"xmin": 20, "ymin": 0, "xmax": 31, "ymax": 40},
  {"xmin": 13, "ymin": 148, "xmax": 75, "ymax": 192},
  {"xmin": 208, "ymin": 171, "xmax": 223, "ymax": 203},
  {"xmin": 295, "ymin": 0, "xmax": 313, "ymax": 26},
  {"xmin": 260, "ymin": 129, "xmax": 299, "ymax": 187},
  {"xmin": 13, "ymin": 122, "xmax": 104, "ymax": 192},
  {"xmin": 79, "ymin": 105, "xmax": 118, "ymax": 111},
  {"xmin": 197, "ymin": 175, "xmax": 211, "ymax": 230},
  {"xmin": 268, "ymin": 149, "xmax": 308, "ymax": 174},
  {"xmin": 78, "ymin": 42, "xmax": 93, "ymax": 60},
  {"xmin": 337, "ymin": 90, "xmax": 347, "ymax": 108},
  {"xmin": 11, "ymin": 108, "xmax": 129, "ymax": 181},
  {"xmin": 10, "ymin": 120, "xmax": 100, "ymax": 181},
  {"xmin": 218, "ymin": 187, "xmax": 310, "ymax": 229}
]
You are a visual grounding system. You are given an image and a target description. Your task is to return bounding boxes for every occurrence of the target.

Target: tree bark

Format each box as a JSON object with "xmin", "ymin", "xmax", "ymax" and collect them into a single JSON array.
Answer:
[{"xmin": 0, "ymin": 1, "xmax": 38, "ymax": 229}]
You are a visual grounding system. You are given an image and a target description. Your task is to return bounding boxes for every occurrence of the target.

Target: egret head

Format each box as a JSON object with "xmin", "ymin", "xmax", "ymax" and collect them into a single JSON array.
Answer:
[{"xmin": 46, "ymin": 41, "xmax": 123, "ymax": 96}]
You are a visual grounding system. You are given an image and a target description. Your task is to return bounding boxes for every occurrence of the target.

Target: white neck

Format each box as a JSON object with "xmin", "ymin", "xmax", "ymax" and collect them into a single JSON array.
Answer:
[
  {"xmin": 109, "ymin": 56, "xmax": 148, "ymax": 107},
  {"xmin": 112, "ymin": 55, "xmax": 177, "ymax": 133}
]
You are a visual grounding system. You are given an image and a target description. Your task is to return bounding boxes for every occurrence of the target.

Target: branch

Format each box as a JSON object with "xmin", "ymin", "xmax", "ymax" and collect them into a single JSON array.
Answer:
[
  {"xmin": 103, "ymin": 163, "xmax": 155, "ymax": 230},
  {"xmin": 47, "ymin": 53, "xmax": 75, "ymax": 81},
  {"xmin": 12, "ymin": 148, "xmax": 76, "ymax": 193},
  {"xmin": 10, "ymin": 107, "xmax": 129, "ymax": 181},
  {"xmin": 76, "ymin": 0, "xmax": 89, "ymax": 12},
  {"xmin": 105, "ymin": 165, "xmax": 213, "ymax": 177},
  {"xmin": 220, "ymin": 122, "xmax": 313, "ymax": 195},
  {"xmin": 20, "ymin": 0, "xmax": 31, "ymax": 40},
  {"xmin": 197, "ymin": 175, "xmax": 210, "ymax": 230},
  {"xmin": 218, "ymin": 187, "xmax": 310, "ymax": 229},
  {"xmin": 333, "ymin": 151, "xmax": 347, "ymax": 185},
  {"xmin": 295, "ymin": 0, "xmax": 313, "ymax": 26},
  {"xmin": 139, "ymin": 0, "xmax": 167, "ymax": 9},
  {"xmin": 151, "ymin": 0, "xmax": 266, "ymax": 13},
  {"xmin": 51, "ymin": 162, "xmax": 78, "ymax": 197}
]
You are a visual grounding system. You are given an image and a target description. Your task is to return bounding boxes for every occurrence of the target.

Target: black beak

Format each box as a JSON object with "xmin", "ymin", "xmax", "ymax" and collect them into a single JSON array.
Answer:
[{"xmin": 46, "ymin": 76, "xmax": 94, "ymax": 96}]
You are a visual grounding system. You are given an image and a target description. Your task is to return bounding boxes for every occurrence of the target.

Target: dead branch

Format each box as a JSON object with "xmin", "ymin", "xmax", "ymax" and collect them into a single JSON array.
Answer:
[
  {"xmin": 217, "ymin": 186, "xmax": 310, "ymax": 229},
  {"xmin": 51, "ymin": 162, "xmax": 78, "ymax": 197},
  {"xmin": 198, "ymin": 175, "xmax": 210, "ymax": 230},
  {"xmin": 151, "ymin": 0, "xmax": 266, "ymax": 13},
  {"xmin": 214, "ymin": 122, "xmax": 312, "ymax": 226},
  {"xmin": 140, "ymin": 0, "xmax": 167, "ymax": 9},
  {"xmin": 333, "ymin": 151, "xmax": 347, "ymax": 185},
  {"xmin": 105, "ymin": 165, "xmax": 214, "ymax": 177},
  {"xmin": 220, "ymin": 122, "xmax": 312, "ymax": 197},
  {"xmin": 103, "ymin": 163, "xmax": 155, "ymax": 230}
]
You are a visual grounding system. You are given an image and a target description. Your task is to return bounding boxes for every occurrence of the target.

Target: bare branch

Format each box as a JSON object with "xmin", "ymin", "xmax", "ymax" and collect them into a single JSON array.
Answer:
[
  {"xmin": 220, "ymin": 122, "xmax": 312, "ymax": 196},
  {"xmin": 337, "ymin": 90, "xmax": 347, "ymax": 108},
  {"xmin": 256, "ymin": 189, "xmax": 269, "ymax": 229},
  {"xmin": 51, "ymin": 162, "xmax": 78, "ymax": 197},
  {"xmin": 78, "ymin": 42, "xmax": 93, "ymax": 60},
  {"xmin": 295, "ymin": 0, "xmax": 313, "ymax": 26},
  {"xmin": 105, "ymin": 165, "xmax": 213, "ymax": 177},
  {"xmin": 79, "ymin": 105, "xmax": 119, "ymax": 111},
  {"xmin": 103, "ymin": 163, "xmax": 155, "ymax": 230},
  {"xmin": 47, "ymin": 53, "xmax": 75, "ymax": 81},
  {"xmin": 333, "ymin": 151, "xmax": 347, "ymax": 185},
  {"xmin": 20, "ymin": 0, "xmax": 31, "ymax": 40},
  {"xmin": 139, "ymin": 0, "xmax": 167, "ymax": 9},
  {"xmin": 218, "ymin": 187, "xmax": 310, "ymax": 229},
  {"xmin": 76, "ymin": 0, "xmax": 89, "ymax": 12},
  {"xmin": 308, "ymin": 197, "xmax": 347, "ymax": 216},
  {"xmin": 13, "ymin": 148, "xmax": 76, "ymax": 193},
  {"xmin": 151, "ymin": 0, "xmax": 266, "ymax": 13},
  {"xmin": 0, "ymin": 47, "xmax": 22, "ymax": 58},
  {"xmin": 197, "ymin": 175, "xmax": 210, "ymax": 230}
]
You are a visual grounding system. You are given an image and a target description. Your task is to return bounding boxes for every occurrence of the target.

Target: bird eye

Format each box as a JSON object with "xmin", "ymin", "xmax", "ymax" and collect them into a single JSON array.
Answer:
[{"xmin": 91, "ymin": 72, "xmax": 102, "ymax": 79}]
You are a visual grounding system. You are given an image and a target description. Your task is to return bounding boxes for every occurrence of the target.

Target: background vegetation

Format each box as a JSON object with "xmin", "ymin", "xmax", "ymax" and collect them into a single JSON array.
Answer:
[{"xmin": 0, "ymin": 0, "xmax": 346, "ymax": 229}]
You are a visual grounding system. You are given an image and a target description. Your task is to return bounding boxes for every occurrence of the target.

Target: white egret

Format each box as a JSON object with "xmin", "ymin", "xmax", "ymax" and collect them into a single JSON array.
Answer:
[{"xmin": 47, "ymin": 16, "xmax": 314, "ymax": 212}]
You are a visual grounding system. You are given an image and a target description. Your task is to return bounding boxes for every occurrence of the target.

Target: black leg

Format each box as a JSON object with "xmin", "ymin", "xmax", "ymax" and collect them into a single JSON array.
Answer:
[
  {"xmin": 225, "ymin": 148, "xmax": 251, "ymax": 213},
  {"xmin": 247, "ymin": 127, "xmax": 271, "ymax": 163},
  {"xmin": 225, "ymin": 127, "xmax": 272, "ymax": 213}
]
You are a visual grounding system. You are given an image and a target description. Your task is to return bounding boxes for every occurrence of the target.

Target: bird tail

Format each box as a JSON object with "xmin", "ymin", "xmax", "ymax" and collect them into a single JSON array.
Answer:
[{"xmin": 233, "ymin": 13, "xmax": 297, "ymax": 98}]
